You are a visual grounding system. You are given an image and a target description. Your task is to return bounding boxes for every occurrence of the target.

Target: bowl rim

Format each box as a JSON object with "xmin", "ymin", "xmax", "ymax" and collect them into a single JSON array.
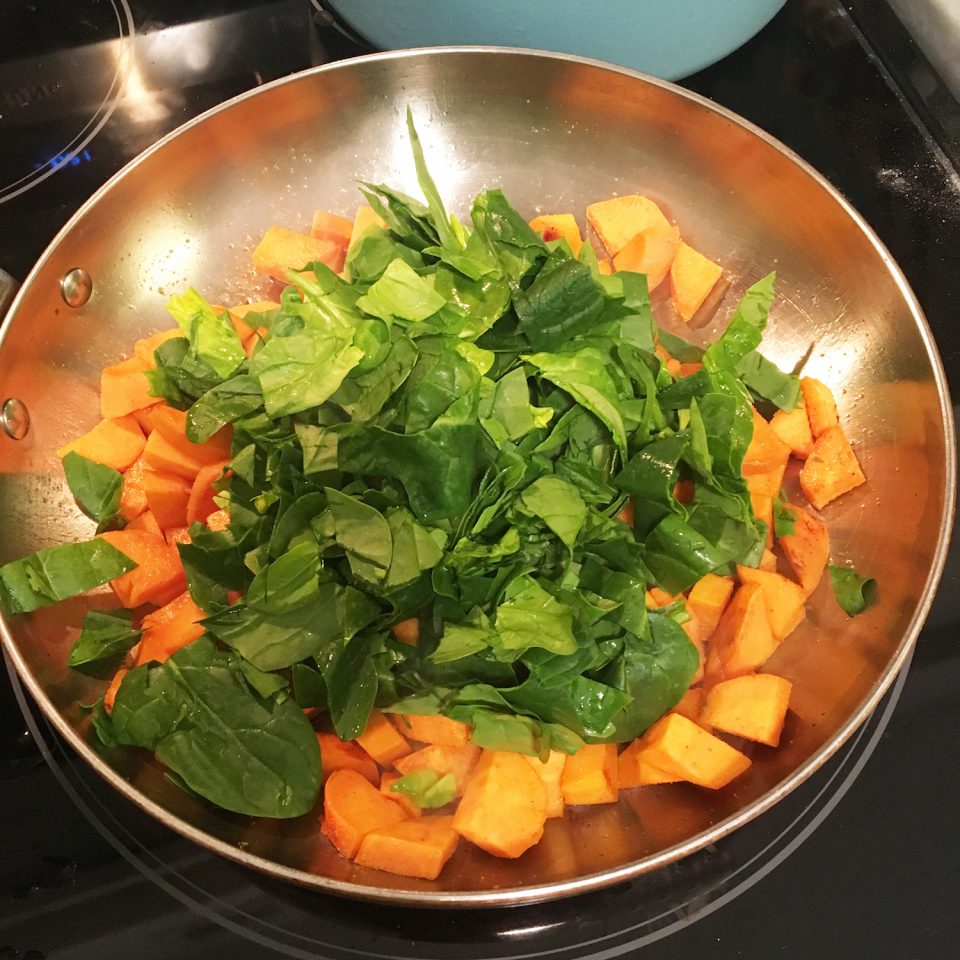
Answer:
[{"xmin": 1, "ymin": 45, "xmax": 955, "ymax": 908}]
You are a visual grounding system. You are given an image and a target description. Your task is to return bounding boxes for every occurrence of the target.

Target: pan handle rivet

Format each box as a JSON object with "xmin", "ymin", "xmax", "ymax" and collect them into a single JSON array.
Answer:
[
  {"xmin": 60, "ymin": 268, "xmax": 92, "ymax": 308},
  {"xmin": 1, "ymin": 398, "xmax": 30, "ymax": 440}
]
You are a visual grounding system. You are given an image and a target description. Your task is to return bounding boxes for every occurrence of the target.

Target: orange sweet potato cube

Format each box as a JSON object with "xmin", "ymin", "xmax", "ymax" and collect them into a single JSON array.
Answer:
[
  {"xmin": 103, "ymin": 667, "xmax": 128, "ymax": 712},
  {"xmin": 57, "ymin": 415, "xmax": 146, "ymax": 472},
  {"xmin": 685, "ymin": 574, "xmax": 735, "ymax": 643},
  {"xmin": 395, "ymin": 713, "xmax": 471, "ymax": 747},
  {"xmin": 799, "ymin": 425, "xmax": 866, "ymax": 510},
  {"xmin": 316, "ymin": 732, "xmax": 379, "ymax": 785},
  {"xmin": 617, "ymin": 739, "xmax": 681, "ymax": 788},
  {"xmin": 185, "ymin": 460, "xmax": 229, "ymax": 526},
  {"xmin": 670, "ymin": 241, "xmax": 723, "ymax": 321},
  {"xmin": 252, "ymin": 225, "xmax": 345, "ymax": 278},
  {"xmin": 529, "ymin": 213, "xmax": 583, "ymax": 256},
  {"xmin": 452, "ymin": 751, "xmax": 547, "ymax": 858},
  {"xmin": 700, "ymin": 673, "xmax": 793, "ymax": 747},
  {"xmin": 355, "ymin": 814, "xmax": 459, "ymax": 880},
  {"xmin": 759, "ymin": 548, "xmax": 778, "ymax": 572},
  {"xmin": 778, "ymin": 504, "xmax": 830, "ymax": 596},
  {"xmin": 742, "ymin": 409, "xmax": 791, "ymax": 497},
  {"xmin": 391, "ymin": 618, "xmax": 420, "ymax": 646},
  {"xmin": 321, "ymin": 769, "xmax": 408, "ymax": 860},
  {"xmin": 671, "ymin": 687, "xmax": 705, "ymax": 722},
  {"xmin": 379, "ymin": 771, "xmax": 421, "ymax": 817},
  {"xmin": 136, "ymin": 590, "xmax": 205, "ymax": 665},
  {"xmin": 119, "ymin": 456, "xmax": 149, "ymax": 522},
  {"xmin": 710, "ymin": 582, "xmax": 778, "ymax": 679},
  {"xmin": 100, "ymin": 355, "xmax": 156, "ymax": 419},
  {"xmin": 522, "ymin": 750, "xmax": 567, "ymax": 818},
  {"xmin": 586, "ymin": 194, "xmax": 671, "ymax": 257},
  {"xmin": 393, "ymin": 743, "xmax": 480, "ymax": 797},
  {"xmin": 356, "ymin": 710, "xmax": 412, "ymax": 767},
  {"xmin": 736, "ymin": 565, "xmax": 807, "ymax": 642},
  {"xmin": 142, "ymin": 430, "xmax": 205, "ymax": 482},
  {"xmin": 310, "ymin": 209, "xmax": 353, "ymax": 245},
  {"xmin": 639, "ymin": 713, "xmax": 751, "ymax": 789},
  {"xmin": 750, "ymin": 489, "xmax": 774, "ymax": 548},
  {"xmin": 98, "ymin": 529, "xmax": 186, "ymax": 608},
  {"xmin": 141, "ymin": 468, "xmax": 191, "ymax": 532},
  {"xmin": 134, "ymin": 328, "xmax": 182, "ymax": 367},
  {"xmin": 799, "ymin": 377, "xmax": 839, "ymax": 438},
  {"xmin": 597, "ymin": 259, "xmax": 614, "ymax": 276},
  {"xmin": 126, "ymin": 509, "xmax": 163, "ymax": 537},
  {"xmin": 770, "ymin": 405, "xmax": 814, "ymax": 459},
  {"xmin": 560, "ymin": 743, "xmax": 619, "ymax": 806},
  {"xmin": 612, "ymin": 222, "xmax": 680, "ymax": 291}
]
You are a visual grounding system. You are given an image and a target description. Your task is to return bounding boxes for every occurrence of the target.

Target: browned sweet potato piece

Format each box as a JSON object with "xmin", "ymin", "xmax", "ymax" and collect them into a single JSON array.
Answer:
[
  {"xmin": 523, "ymin": 751, "xmax": 567, "ymax": 819},
  {"xmin": 395, "ymin": 713, "xmax": 471, "ymax": 747},
  {"xmin": 799, "ymin": 425, "xmax": 866, "ymax": 510},
  {"xmin": 355, "ymin": 814, "xmax": 459, "ymax": 880},
  {"xmin": 770, "ymin": 405, "xmax": 814, "ymax": 459},
  {"xmin": 700, "ymin": 673, "xmax": 793, "ymax": 747},
  {"xmin": 560, "ymin": 743, "xmax": 619, "ymax": 806},
  {"xmin": 735, "ymin": 565, "xmax": 807, "ymax": 642},
  {"xmin": 321, "ymin": 769, "xmax": 408, "ymax": 860},
  {"xmin": 778, "ymin": 504, "xmax": 830, "ymax": 595},
  {"xmin": 356, "ymin": 710, "xmax": 412, "ymax": 767}
]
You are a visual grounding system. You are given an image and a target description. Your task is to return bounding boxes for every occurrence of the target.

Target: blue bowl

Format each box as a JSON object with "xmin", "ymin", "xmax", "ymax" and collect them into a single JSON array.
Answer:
[{"xmin": 326, "ymin": 0, "xmax": 787, "ymax": 80}]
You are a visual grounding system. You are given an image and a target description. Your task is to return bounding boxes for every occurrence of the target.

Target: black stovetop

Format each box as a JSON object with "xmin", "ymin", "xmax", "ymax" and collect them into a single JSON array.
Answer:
[{"xmin": 1, "ymin": 2, "xmax": 958, "ymax": 958}]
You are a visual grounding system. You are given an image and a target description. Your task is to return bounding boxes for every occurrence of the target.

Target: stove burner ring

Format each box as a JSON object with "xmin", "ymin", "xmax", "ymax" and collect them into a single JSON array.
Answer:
[{"xmin": 0, "ymin": 0, "xmax": 136, "ymax": 204}]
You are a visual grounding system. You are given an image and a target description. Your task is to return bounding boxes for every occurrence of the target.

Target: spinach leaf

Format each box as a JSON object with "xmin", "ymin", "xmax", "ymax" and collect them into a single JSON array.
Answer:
[
  {"xmin": 828, "ymin": 564, "xmax": 877, "ymax": 616},
  {"xmin": 471, "ymin": 189, "xmax": 547, "ymax": 283},
  {"xmin": 166, "ymin": 288, "xmax": 245, "ymax": 381},
  {"xmin": 495, "ymin": 577, "xmax": 577, "ymax": 656},
  {"xmin": 356, "ymin": 258, "xmax": 447, "ymax": 322},
  {"xmin": 517, "ymin": 475, "xmax": 587, "ymax": 552},
  {"xmin": 186, "ymin": 375, "xmax": 263, "ymax": 443},
  {"xmin": 384, "ymin": 508, "xmax": 445, "ymax": 589},
  {"xmin": 292, "ymin": 660, "xmax": 327, "ymax": 709},
  {"xmin": 62, "ymin": 453, "xmax": 123, "ymax": 529},
  {"xmin": 643, "ymin": 514, "xmax": 726, "ymax": 594},
  {"xmin": 326, "ymin": 632, "xmax": 380, "ymax": 739},
  {"xmin": 325, "ymin": 488, "xmax": 393, "ymax": 573},
  {"xmin": 67, "ymin": 609, "xmax": 140, "ymax": 668},
  {"xmin": 405, "ymin": 107, "xmax": 459, "ymax": 251},
  {"xmin": 773, "ymin": 496, "xmax": 797, "ymax": 537},
  {"xmin": 177, "ymin": 524, "xmax": 247, "ymax": 614},
  {"xmin": 514, "ymin": 258, "xmax": 604, "ymax": 350},
  {"xmin": 596, "ymin": 612, "xmax": 698, "ymax": 741},
  {"xmin": 346, "ymin": 227, "xmax": 425, "ymax": 282},
  {"xmin": 524, "ymin": 348, "xmax": 628, "ymax": 456},
  {"xmin": 330, "ymin": 334, "xmax": 418, "ymax": 421},
  {"xmin": 107, "ymin": 636, "xmax": 321, "ymax": 818},
  {"xmin": 737, "ymin": 351, "xmax": 800, "ymax": 411},
  {"xmin": 389, "ymin": 769, "xmax": 457, "ymax": 808},
  {"xmin": 703, "ymin": 273, "xmax": 776, "ymax": 371},
  {"xmin": 0, "ymin": 539, "xmax": 136, "ymax": 615}
]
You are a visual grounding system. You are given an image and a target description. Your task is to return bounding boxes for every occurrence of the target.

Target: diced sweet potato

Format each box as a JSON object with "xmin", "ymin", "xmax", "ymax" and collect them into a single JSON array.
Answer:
[
  {"xmin": 750, "ymin": 489, "xmax": 774, "ymax": 547},
  {"xmin": 670, "ymin": 241, "xmax": 723, "ymax": 321},
  {"xmin": 452, "ymin": 751, "xmax": 547, "ymax": 858},
  {"xmin": 321, "ymin": 769, "xmax": 408, "ymax": 860},
  {"xmin": 612, "ymin": 222, "xmax": 680, "ymax": 291},
  {"xmin": 799, "ymin": 425, "xmax": 866, "ymax": 510},
  {"xmin": 142, "ymin": 429, "xmax": 206, "ymax": 482},
  {"xmin": 165, "ymin": 526, "xmax": 192, "ymax": 547},
  {"xmin": 126, "ymin": 509, "xmax": 163, "ymax": 537},
  {"xmin": 685, "ymin": 574, "xmax": 734, "ymax": 643},
  {"xmin": 617, "ymin": 738, "xmax": 681, "ymax": 788},
  {"xmin": 597, "ymin": 260, "xmax": 613, "ymax": 276},
  {"xmin": 104, "ymin": 668, "xmax": 128, "ymax": 712},
  {"xmin": 356, "ymin": 710, "xmax": 412, "ymax": 767},
  {"xmin": 252, "ymin": 226, "xmax": 345, "ymax": 279},
  {"xmin": 141, "ymin": 468, "xmax": 191, "ymax": 532},
  {"xmin": 316, "ymin": 732, "xmax": 379, "ymax": 785},
  {"xmin": 759, "ymin": 548, "xmax": 778, "ymax": 572},
  {"xmin": 673, "ymin": 479, "xmax": 695, "ymax": 504},
  {"xmin": 778, "ymin": 505, "xmax": 830, "ymax": 596},
  {"xmin": 100, "ymin": 355, "xmax": 156, "ymax": 419},
  {"xmin": 646, "ymin": 586, "xmax": 680, "ymax": 608},
  {"xmin": 736, "ymin": 565, "xmax": 807, "ymax": 641},
  {"xmin": 119, "ymin": 456, "xmax": 149, "ymax": 521},
  {"xmin": 639, "ymin": 712, "xmax": 751, "ymax": 789},
  {"xmin": 57, "ymin": 415, "xmax": 146, "ymax": 472},
  {"xmin": 136, "ymin": 590, "xmax": 205, "ymax": 665},
  {"xmin": 355, "ymin": 814, "xmax": 460, "ymax": 880},
  {"xmin": 682, "ymin": 612, "xmax": 704, "ymax": 684},
  {"xmin": 205, "ymin": 509, "xmax": 230, "ymax": 532},
  {"xmin": 523, "ymin": 751, "xmax": 567, "ymax": 819},
  {"xmin": 98, "ymin": 530, "xmax": 186, "ymax": 608},
  {"xmin": 616, "ymin": 500, "xmax": 634, "ymax": 526},
  {"xmin": 560, "ymin": 743, "xmax": 619, "ymax": 805},
  {"xmin": 134, "ymin": 328, "xmax": 181, "ymax": 366},
  {"xmin": 391, "ymin": 618, "xmax": 419, "ymax": 646},
  {"xmin": 710, "ymin": 582, "xmax": 778, "ymax": 679},
  {"xmin": 311, "ymin": 209, "xmax": 353, "ymax": 245},
  {"xmin": 799, "ymin": 377, "xmax": 839, "ymax": 438},
  {"xmin": 742, "ymin": 410, "xmax": 790, "ymax": 480},
  {"xmin": 379, "ymin": 771, "xmax": 421, "ymax": 817},
  {"xmin": 396, "ymin": 713, "xmax": 471, "ymax": 747},
  {"xmin": 770, "ymin": 405, "xmax": 814, "ymax": 459},
  {"xmin": 185, "ymin": 460, "xmax": 229, "ymax": 526},
  {"xmin": 679, "ymin": 361, "xmax": 703, "ymax": 377},
  {"xmin": 151, "ymin": 406, "xmax": 232, "ymax": 463},
  {"xmin": 393, "ymin": 743, "xmax": 480, "ymax": 797},
  {"xmin": 586, "ymin": 194, "xmax": 671, "ymax": 257},
  {"xmin": 529, "ymin": 213, "xmax": 583, "ymax": 256},
  {"xmin": 671, "ymin": 687, "xmax": 705, "ymax": 722},
  {"xmin": 700, "ymin": 673, "xmax": 793, "ymax": 747}
]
